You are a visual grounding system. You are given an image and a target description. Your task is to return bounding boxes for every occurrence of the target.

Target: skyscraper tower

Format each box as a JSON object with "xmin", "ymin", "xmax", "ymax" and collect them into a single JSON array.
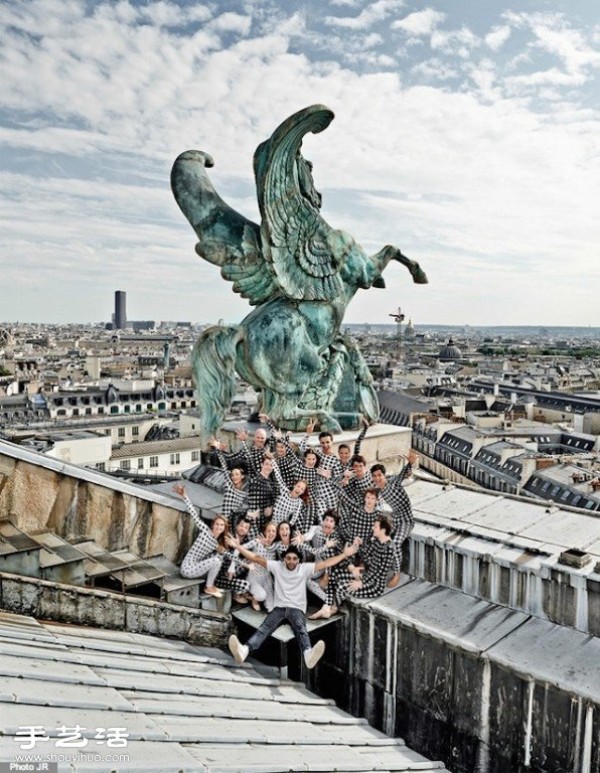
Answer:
[{"xmin": 114, "ymin": 291, "xmax": 127, "ymax": 329}]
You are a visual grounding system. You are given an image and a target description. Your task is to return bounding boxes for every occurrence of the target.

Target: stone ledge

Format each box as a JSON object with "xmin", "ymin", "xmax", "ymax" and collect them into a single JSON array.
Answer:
[{"xmin": 0, "ymin": 570, "xmax": 230, "ymax": 647}]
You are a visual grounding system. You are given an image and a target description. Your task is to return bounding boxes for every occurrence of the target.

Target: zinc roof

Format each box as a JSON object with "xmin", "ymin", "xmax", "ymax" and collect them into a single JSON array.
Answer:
[{"xmin": 0, "ymin": 611, "xmax": 449, "ymax": 772}]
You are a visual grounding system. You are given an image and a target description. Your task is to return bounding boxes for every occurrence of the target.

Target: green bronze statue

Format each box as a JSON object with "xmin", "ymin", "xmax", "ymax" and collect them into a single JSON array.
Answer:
[{"xmin": 171, "ymin": 104, "xmax": 427, "ymax": 443}]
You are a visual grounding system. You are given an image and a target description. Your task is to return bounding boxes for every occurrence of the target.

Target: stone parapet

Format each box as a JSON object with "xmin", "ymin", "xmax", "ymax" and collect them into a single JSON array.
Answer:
[
  {"xmin": 403, "ymin": 480, "xmax": 600, "ymax": 636},
  {"xmin": 312, "ymin": 578, "xmax": 600, "ymax": 773},
  {"xmin": 0, "ymin": 570, "xmax": 230, "ymax": 646},
  {"xmin": 0, "ymin": 439, "xmax": 194, "ymax": 563}
]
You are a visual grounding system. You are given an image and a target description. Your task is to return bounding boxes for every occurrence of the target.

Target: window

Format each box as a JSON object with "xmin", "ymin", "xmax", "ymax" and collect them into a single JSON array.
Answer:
[
  {"xmin": 118, "ymin": 427, "xmax": 126, "ymax": 438},
  {"xmin": 120, "ymin": 460, "xmax": 131, "ymax": 470},
  {"xmin": 110, "ymin": 406, "xmax": 119, "ymax": 414},
  {"xmin": 149, "ymin": 456, "xmax": 158, "ymax": 468},
  {"xmin": 132, "ymin": 426, "xmax": 139, "ymax": 436},
  {"xmin": 124, "ymin": 405, "xmax": 131, "ymax": 414},
  {"xmin": 137, "ymin": 458, "xmax": 144, "ymax": 469},
  {"xmin": 98, "ymin": 406, "xmax": 104, "ymax": 414},
  {"xmin": 191, "ymin": 450, "xmax": 199, "ymax": 462},
  {"xmin": 170, "ymin": 453, "xmax": 180, "ymax": 465},
  {"xmin": 96, "ymin": 462, "xmax": 105, "ymax": 471}
]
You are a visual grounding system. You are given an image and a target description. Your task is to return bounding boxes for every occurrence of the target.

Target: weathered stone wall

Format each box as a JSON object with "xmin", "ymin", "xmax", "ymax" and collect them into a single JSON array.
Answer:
[
  {"xmin": 310, "ymin": 582, "xmax": 600, "ymax": 773},
  {"xmin": 0, "ymin": 443, "xmax": 193, "ymax": 563},
  {"xmin": 0, "ymin": 570, "xmax": 229, "ymax": 646}
]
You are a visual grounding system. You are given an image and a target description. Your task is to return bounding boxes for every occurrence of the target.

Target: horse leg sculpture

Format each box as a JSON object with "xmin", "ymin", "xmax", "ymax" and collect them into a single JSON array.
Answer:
[{"xmin": 191, "ymin": 326, "xmax": 243, "ymax": 445}]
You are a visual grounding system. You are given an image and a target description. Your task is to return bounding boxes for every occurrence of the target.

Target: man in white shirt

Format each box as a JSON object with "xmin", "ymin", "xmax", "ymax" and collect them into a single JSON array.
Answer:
[{"xmin": 227, "ymin": 538, "xmax": 359, "ymax": 669}]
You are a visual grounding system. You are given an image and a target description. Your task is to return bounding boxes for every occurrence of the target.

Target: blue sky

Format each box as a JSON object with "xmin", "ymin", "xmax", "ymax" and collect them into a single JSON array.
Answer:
[{"xmin": 1, "ymin": 0, "xmax": 599, "ymax": 326}]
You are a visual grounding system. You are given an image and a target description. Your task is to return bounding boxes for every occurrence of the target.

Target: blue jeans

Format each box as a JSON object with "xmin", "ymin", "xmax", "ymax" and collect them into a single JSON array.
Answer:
[{"xmin": 246, "ymin": 606, "xmax": 311, "ymax": 653}]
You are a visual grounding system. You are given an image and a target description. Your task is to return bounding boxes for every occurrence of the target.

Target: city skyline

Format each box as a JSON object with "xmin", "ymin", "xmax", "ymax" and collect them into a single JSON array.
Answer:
[{"xmin": 2, "ymin": 0, "xmax": 599, "ymax": 326}]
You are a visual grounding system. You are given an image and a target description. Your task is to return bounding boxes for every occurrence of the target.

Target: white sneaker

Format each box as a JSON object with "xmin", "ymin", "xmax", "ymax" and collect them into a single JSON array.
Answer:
[
  {"xmin": 228, "ymin": 634, "xmax": 249, "ymax": 664},
  {"xmin": 303, "ymin": 639, "xmax": 325, "ymax": 669}
]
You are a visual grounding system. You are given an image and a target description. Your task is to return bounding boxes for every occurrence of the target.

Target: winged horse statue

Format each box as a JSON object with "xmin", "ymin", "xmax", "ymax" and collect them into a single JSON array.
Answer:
[{"xmin": 171, "ymin": 105, "xmax": 427, "ymax": 445}]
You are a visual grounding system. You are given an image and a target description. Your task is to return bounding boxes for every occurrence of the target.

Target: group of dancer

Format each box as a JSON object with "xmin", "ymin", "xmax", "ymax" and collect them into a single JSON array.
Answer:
[{"xmin": 174, "ymin": 415, "xmax": 417, "ymax": 669}]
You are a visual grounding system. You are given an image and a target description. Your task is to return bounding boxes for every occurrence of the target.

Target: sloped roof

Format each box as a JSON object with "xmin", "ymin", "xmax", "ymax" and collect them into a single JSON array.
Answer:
[{"xmin": 0, "ymin": 611, "xmax": 448, "ymax": 772}]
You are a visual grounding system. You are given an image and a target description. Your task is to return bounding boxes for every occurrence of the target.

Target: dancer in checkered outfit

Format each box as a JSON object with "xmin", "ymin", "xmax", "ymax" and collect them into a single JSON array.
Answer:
[
  {"xmin": 173, "ymin": 484, "xmax": 228, "ymax": 598},
  {"xmin": 219, "ymin": 425, "xmax": 270, "ymax": 478},
  {"xmin": 244, "ymin": 521, "xmax": 278, "ymax": 611},
  {"xmin": 338, "ymin": 420, "xmax": 368, "ymax": 472},
  {"xmin": 246, "ymin": 456, "xmax": 276, "ymax": 538},
  {"xmin": 271, "ymin": 460, "xmax": 310, "ymax": 528},
  {"xmin": 337, "ymin": 486, "xmax": 382, "ymax": 546},
  {"xmin": 261, "ymin": 415, "xmax": 298, "ymax": 491},
  {"xmin": 214, "ymin": 516, "xmax": 253, "ymax": 600},
  {"xmin": 310, "ymin": 516, "xmax": 396, "ymax": 618},
  {"xmin": 273, "ymin": 521, "xmax": 294, "ymax": 559},
  {"xmin": 371, "ymin": 450, "xmax": 418, "ymax": 573},
  {"xmin": 210, "ymin": 441, "xmax": 249, "ymax": 525},
  {"xmin": 294, "ymin": 511, "xmax": 340, "ymax": 603}
]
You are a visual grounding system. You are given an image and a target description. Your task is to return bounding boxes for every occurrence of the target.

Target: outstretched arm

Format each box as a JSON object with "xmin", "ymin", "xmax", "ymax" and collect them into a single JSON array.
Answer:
[
  {"xmin": 173, "ymin": 483, "xmax": 210, "ymax": 534},
  {"xmin": 226, "ymin": 536, "xmax": 268, "ymax": 568},
  {"xmin": 315, "ymin": 538, "xmax": 360, "ymax": 573},
  {"xmin": 393, "ymin": 449, "xmax": 418, "ymax": 488},
  {"xmin": 353, "ymin": 417, "xmax": 369, "ymax": 456}
]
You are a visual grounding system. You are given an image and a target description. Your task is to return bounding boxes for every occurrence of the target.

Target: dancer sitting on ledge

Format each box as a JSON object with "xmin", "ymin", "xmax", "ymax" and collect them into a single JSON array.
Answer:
[{"xmin": 227, "ymin": 537, "xmax": 360, "ymax": 669}]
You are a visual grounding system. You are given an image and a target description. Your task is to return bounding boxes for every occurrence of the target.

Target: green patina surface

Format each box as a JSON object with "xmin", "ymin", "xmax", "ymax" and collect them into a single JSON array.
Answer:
[{"xmin": 171, "ymin": 105, "xmax": 427, "ymax": 443}]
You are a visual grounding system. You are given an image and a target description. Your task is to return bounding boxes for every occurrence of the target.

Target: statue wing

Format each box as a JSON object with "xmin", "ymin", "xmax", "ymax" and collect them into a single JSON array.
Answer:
[
  {"xmin": 254, "ymin": 105, "xmax": 345, "ymax": 302},
  {"xmin": 171, "ymin": 150, "xmax": 278, "ymax": 305}
]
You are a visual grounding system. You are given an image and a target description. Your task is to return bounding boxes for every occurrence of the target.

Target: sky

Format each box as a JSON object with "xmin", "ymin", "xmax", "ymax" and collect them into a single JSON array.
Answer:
[{"xmin": 1, "ymin": 0, "xmax": 599, "ymax": 327}]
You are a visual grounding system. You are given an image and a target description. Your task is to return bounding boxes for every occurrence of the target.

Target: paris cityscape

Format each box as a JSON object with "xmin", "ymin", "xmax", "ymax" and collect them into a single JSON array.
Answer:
[
  {"xmin": 2, "ymin": 0, "xmax": 599, "ymax": 771},
  {"xmin": 2, "ymin": 292, "xmax": 600, "ymax": 509}
]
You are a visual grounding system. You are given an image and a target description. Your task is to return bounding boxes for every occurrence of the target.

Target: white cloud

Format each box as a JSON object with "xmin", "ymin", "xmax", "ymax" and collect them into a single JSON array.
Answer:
[
  {"xmin": 411, "ymin": 58, "xmax": 457, "ymax": 81},
  {"xmin": 506, "ymin": 67, "xmax": 587, "ymax": 89},
  {"xmin": 139, "ymin": 2, "xmax": 212, "ymax": 28},
  {"xmin": 208, "ymin": 12, "xmax": 252, "ymax": 36},
  {"xmin": 1, "ymin": 1, "xmax": 599, "ymax": 325},
  {"xmin": 485, "ymin": 25, "xmax": 511, "ymax": 52},
  {"xmin": 392, "ymin": 8, "xmax": 445, "ymax": 37},
  {"xmin": 324, "ymin": 0, "xmax": 405, "ymax": 30},
  {"xmin": 430, "ymin": 26, "xmax": 480, "ymax": 58},
  {"xmin": 503, "ymin": 11, "xmax": 600, "ymax": 86}
]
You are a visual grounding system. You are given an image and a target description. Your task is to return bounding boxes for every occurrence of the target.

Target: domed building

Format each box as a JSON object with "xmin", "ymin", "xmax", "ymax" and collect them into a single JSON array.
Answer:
[
  {"xmin": 404, "ymin": 318, "xmax": 416, "ymax": 340},
  {"xmin": 438, "ymin": 338, "xmax": 462, "ymax": 362}
]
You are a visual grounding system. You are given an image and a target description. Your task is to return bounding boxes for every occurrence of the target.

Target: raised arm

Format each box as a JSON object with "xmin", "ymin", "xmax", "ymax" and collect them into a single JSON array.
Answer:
[
  {"xmin": 299, "ymin": 417, "xmax": 322, "ymax": 457},
  {"xmin": 353, "ymin": 418, "xmax": 369, "ymax": 457},
  {"xmin": 226, "ymin": 536, "xmax": 268, "ymax": 568},
  {"xmin": 391, "ymin": 449, "xmax": 418, "ymax": 489},
  {"xmin": 271, "ymin": 459, "xmax": 291, "ymax": 497},
  {"xmin": 210, "ymin": 441, "xmax": 235, "ymax": 489},
  {"xmin": 315, "ymin": 538, "xmax": 360, "ymax": 573},
  {"xmin": 172, "ymin": 483, "xmax": 211, "ymax": 534}
]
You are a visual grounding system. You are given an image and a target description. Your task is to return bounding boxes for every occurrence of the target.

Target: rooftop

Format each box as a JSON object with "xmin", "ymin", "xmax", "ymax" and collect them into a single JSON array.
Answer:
[{"xmin": 0, "ymin": 610, "xmax": 448, "ymax": 772}]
